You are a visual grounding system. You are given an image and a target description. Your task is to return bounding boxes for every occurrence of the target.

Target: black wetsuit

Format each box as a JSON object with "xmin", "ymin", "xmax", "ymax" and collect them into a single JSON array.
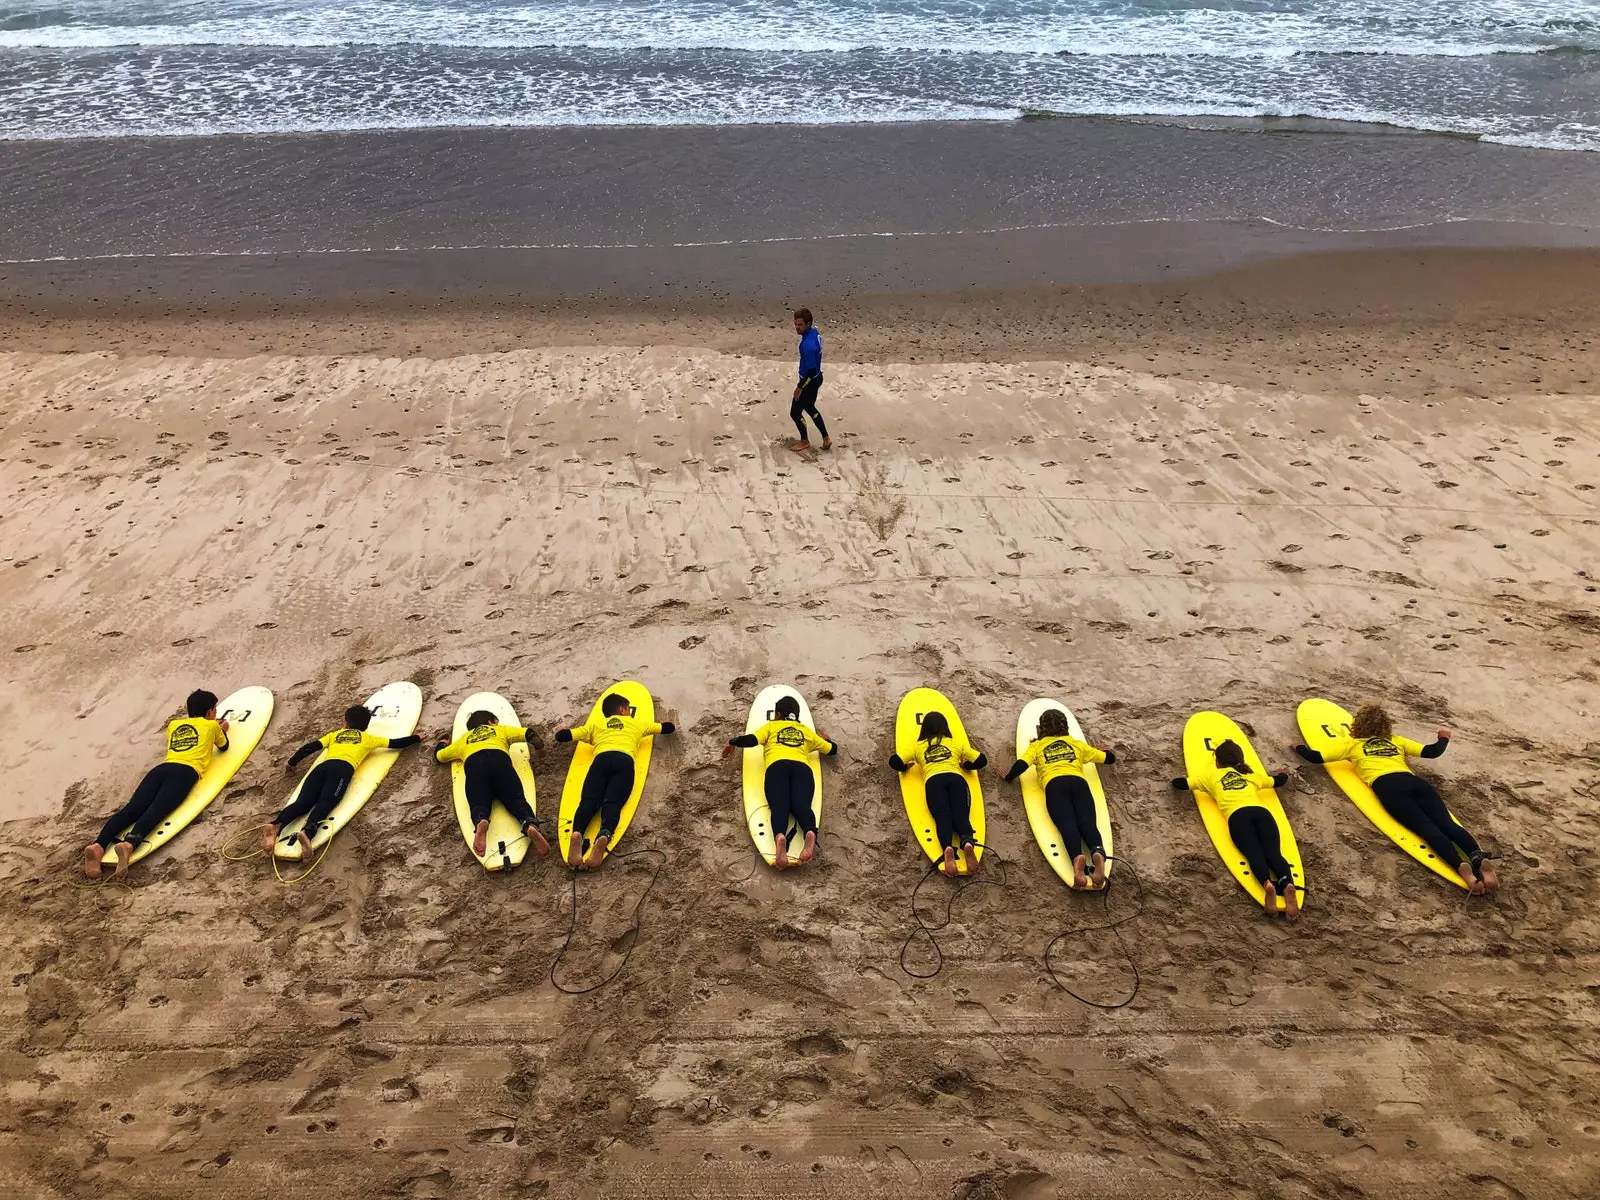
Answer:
[
  {"xmin": 98, "ymin": 762, "xmax": 201, "ymax": 848},
  {"xmin": 727, "ymin": 731, "xmax": 839, "ymax": 842},
  {"xmin": 572, "ymin": 751, "xmax": 634, "ymax": 842},
  {"xmin": 1002, "ymin": 750, "xmax": 1117, "ymax": 858},
  {"xmin": 464, "ymin": 750, "xmax": 537, "ymax": 831},
  {"xmin": 1171, "ymin": 771, "xmax": 1294, "ymax": 891},
  {"xmin": 276, "ymin": 734, "xmax": 420, "ymax": 835},
  {"xmin": 893, "ymin": 748, "xmax": 988, "ymax": 850}
]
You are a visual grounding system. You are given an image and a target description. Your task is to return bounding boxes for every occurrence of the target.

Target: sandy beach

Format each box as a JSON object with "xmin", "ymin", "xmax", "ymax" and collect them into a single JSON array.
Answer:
[{"xmin": 2, "ymin": 119, "xmax": 1599, "ymax": 1198}]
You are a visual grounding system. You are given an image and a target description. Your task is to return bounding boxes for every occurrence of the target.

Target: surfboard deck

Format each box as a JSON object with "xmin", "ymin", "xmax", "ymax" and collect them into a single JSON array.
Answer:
[
  {"xmin": 274, "ymin": 681, "xmax": 423, "ymax": 859},
  {"xmin": 742, "ymin": 684, "xmax": 824, "ymax": 867},
  {"xmin": 558, "ymin": 680, "xmax": 655, "ymax": 866},
  {"xmin": 896, "ymin": 687, "xmax": 985, "ymax": 874},
  {"xmin": 1182, "ymin": 711, "xmax": 1306, "ymax": 911},
  {"xmin": 1015, "ymin": 698, "xmax": 1113, "ymax": 888},
  {"xmin": 451, "ymin": 691, "xmax": 538, "ymax": 872},
  {"xmin": 1297, "ymin": 697, "xmax": 1469, "ymax": 889},
  {"xmin": 105, "ymin": 685, "xmax": 274, "ymax": 865}
]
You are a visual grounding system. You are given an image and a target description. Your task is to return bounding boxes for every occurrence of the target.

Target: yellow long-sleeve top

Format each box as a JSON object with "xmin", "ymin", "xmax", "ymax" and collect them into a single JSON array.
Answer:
[
  {"xmin": 1184, "ymin": 765, "xmax": 1278, "ymax": 820},
  {"xmin": 436, "ymin": 724, "xmax": 528, "ymax": 763},
  {"xmin": 1019, "ymin": 734, "xmax": 1107, "ymax": 785},
  {"xmin": 570, "ymin": 712, "xmax": 661, "ymax": 756},
  {"xmin": 163, "ymin": 717, "xmax": 228, "ymax": 772},
  {"xmin": 745, "ymin": 720, "xmax": 835, "ymax": 767},
  {"xmin": 907, "ymin": 734, "xmax": 980, "ymax": 781},
  {"xmin": 1318, "ymin": 734, "xmax": 1428, "ymax": 785}
]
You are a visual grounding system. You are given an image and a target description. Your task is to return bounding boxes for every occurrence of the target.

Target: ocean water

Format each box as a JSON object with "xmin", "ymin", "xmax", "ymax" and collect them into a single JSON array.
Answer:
[{"xmin": 0, "ymin": 1, "xmax": 1596, "ymax": 147}]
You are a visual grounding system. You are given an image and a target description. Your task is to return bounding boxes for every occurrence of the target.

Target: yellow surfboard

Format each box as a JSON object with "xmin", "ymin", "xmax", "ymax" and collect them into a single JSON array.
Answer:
[
  {"xmin": 1015, "ymin": 698, "xmax": 1113, "ymax": 888},
  {"xmin": 275, "ymin": 681, "xmax": 423, "ymax": 859},
  {"xmin": 104, "ymin": 685, "xmax": 274, "ymax": 866},
  {"xmin": 1296, "ymin": 698, "xmax": 1469, "ymax": 889},
  {"xmin": 896, "ymin": 687, "xmax": 985, "ymax": 874},
  {"xmin": 1181, "ymin": 711, "xmax": 1307, "ymax": 912},
  {"xmin": 450, "ymin": 691, "xmax": 538, "ymax": 872},
  {"xmin": 742, "ymin": 683, "xmax": 824, "ymax": 867},
  {"xmin": 558, "ymin": 680, "xmax": 655, "ymax": 866}
]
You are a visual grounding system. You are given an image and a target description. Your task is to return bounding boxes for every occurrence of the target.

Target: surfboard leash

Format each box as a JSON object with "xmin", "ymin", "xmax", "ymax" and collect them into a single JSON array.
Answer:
[
  {"xmin": 219, "ymin": 822, "xmax": 270, "ymax": 862},
  {"xmin": 549, "ymin": 846, "xmax": 667, "ymax": 995},
  {"xmin": 1042, "ymin": 854, "xmax": 1145, "ymax": 1010},
  {"xmin": 898, "ymin": 840, "xmax": 1008, "ymax": 980}
]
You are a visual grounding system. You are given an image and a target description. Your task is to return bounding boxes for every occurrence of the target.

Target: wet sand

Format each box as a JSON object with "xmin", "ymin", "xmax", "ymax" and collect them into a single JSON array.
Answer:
[{"xmin": 1, "ymin": 119, "xmax": 1599, "ymax": 1199}]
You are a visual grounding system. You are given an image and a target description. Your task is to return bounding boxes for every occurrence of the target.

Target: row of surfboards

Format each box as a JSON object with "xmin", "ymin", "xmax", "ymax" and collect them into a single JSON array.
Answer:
[{"xmin": 105, "ymin": 680, "xmax": 1469, "ymax": 904}]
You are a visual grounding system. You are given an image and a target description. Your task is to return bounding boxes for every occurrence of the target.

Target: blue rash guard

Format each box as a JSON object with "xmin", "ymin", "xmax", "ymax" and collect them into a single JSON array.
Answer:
[{"xmin": 798, "ymin": 326, "xmax": 822, "ymax": 386}]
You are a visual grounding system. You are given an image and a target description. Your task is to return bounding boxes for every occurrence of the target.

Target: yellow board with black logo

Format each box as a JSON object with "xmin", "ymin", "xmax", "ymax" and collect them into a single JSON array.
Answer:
[
  {"xmin": 742, "ymin": 683, "xmax": 824, "ymax": 867},
  {"xmin": 896, "ymin": 687, "xmax": 985, "ymax": 874},
  {"xmin": 1182, "ymin": 711, "xmax": 1306, "ymax": 912},
  {"xmin": 104, "ymin": 685, "xmax": 275, "ymax": 866},
  {"xmin": 452, "ymin": 691, "xmax": 538, "ymax": 872},
  {"xmin": 274, "ymin": 681, "xmax": 423, "ymax": 859},
  {"xmin": 1015, "ymin": 698, "xmax": 1113, "ymax": 888},
  {"xmin": 558, "ymin": 680, "xmax": 655, "ymax": 865},
  {"xmin": 1296, "ymin": 697, "xmax": 1468, "ymax": 889}
]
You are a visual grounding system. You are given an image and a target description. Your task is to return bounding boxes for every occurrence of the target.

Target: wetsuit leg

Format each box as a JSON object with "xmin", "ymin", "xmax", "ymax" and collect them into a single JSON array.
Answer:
[
  {"xmin": 485, "ymin": 751, "xmax": 536, "ymax": 830},
  {"xmin": 276, "ymin": 760, "xmax": 354, "ymax": 832},
  {"xmin": 1228, "ymin": 806, "xmax": 1291, "ymax": 888},
  {"xmin": 100, "ymin": 762, "xmax": 199, "ymax": 846},
  {"xmin": 572, "ymin": 751, "xmax": 635, "ymax": 840},
  {"xmin": 1044, "ymin": 776, "xmax": 1088, "ymax": 855},
  {"xmin": 764, "ymin": 760, "xmax": 816, "ymax": 838},
  {"xmin": 799, "ymin": 376, "xmax": 828, "ymax": 440},
  {"xmin": 463, "ymin": 753, "xmax": 497, "ymax": 827},
  {"xmin": 1372, "ymin": 773, "xmax": 1481, "ymax": 864},
  {"xmin": 926, "ymin": 773, "xmax": 973, "ymax": 848},
  {"xmin": 786, "ymin": 763, "xmax": 818, "ymax": 836}
]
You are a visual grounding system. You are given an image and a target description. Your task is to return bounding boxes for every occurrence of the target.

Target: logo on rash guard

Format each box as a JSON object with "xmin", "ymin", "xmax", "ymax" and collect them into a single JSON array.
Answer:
[
  {"xmin": 775, "ymin": 725, "xmax": 808, "ymax": 748},
  {"xmin": 923, "ymin": 743, "xmax": 954, "ymax": 764},
  {"xmin": 1219, "ymin": 770, "xmax": 1249, "ymax": 791},
  {"xmin": 334, "ymin": 729, "xmax": 365, "ymax": 744},
  {"xmin": 1041, "ymin": 739, "xmax": 1078, "ymax": 764},
  {"xmin": 1362, "ymin": 738, "xmax": 1401, "ymax": 758},
  {"xmin": 606, "ymin": 717, "xmax": 625, "ymax": 730},
  {"xmin": 467, "ymin": 726, "xmax": 497, "ymax": 744},
  {"xmin": 168, "ymin": 723, "xmax": 200, "ymax": 752}
]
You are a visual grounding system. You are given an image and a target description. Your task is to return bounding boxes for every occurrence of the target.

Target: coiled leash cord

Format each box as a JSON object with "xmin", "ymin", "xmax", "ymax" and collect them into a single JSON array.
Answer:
[
  {"xmin": 549, "ymin": 847, "xmax": 667, "ymax": 995},
  {"xmin": 899, "ymin": 841, "xmax": 1008, "ymax": 980},
  {"xmin": 1042, "ymin": 854, "xmax": 1145, "ymax": 1010}
]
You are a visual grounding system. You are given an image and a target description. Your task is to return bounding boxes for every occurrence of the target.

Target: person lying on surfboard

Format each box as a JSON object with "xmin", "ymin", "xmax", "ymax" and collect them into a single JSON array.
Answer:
[
  {"xmin": 889, "ymin": 712, "xmax": 987, "ymax": 876},
  {"xmin": 84, "ymin": 689, "xmax": 228, "ymax": 879},
  {"xmin": 721, "ymin": 693, "xmax": 838, "ymax": 868},
  {"xmin": 261, "ymin": 704, "xmax": 421, "ymax": 857},
  {"xmin": 1002, "ymin": 707, "xmax": 1116, "ymax": 889},
  {"xmin": 1172, "ymin": 739, "xmax": 1300, "ymax": 920},
  {"xmin": 554, "ymin": 693, "xmax": 675, "ymax": 870},
  {"xmin": 436, "ymin": 711, "xmax": 551, "ymax": 860},
  {"xmin": 1293, "ymin": 705, "xmax": 1497, "ymax": 895}
]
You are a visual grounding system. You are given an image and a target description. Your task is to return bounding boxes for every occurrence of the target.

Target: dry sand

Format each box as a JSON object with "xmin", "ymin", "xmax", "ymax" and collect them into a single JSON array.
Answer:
[{"xmin": 2, "ymin": 269, "xmax": 1598, "ymax": 1199}]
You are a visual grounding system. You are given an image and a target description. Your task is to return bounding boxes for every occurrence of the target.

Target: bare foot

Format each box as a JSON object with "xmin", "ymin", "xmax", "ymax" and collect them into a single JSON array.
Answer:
[
  {"xmin": 83, "ymin": 843, "xmax": 104, "ymax": 879},
  {"xmin": 961, "ymin": 842, "xmax": 978, "ymax": 875},
  {"xmin": 1090, "ymin": 851, "xmax": 1108, "ymax": 889},
  {"xmin": 821, "ymin": 438, "xmax": 832, "ymax": 450},
  {"xmin": 1459, "ymin": 862, "xmax": 1484, "ymax": 895},
  {"xmin": 583, "ymin": 833, "xmax": 610, "ymax": 870},
  {"xmin": 1070, "ymin": 854, "xmax": 1090, "ymax": 889},
  {"xmin": 473, "ymin": 819, "xmax": 489, "ymax": 857},
  {"xmin": 789, "ymin": 440, "xmax": 811, "ymax": 454},
  {"xmin": 567, "ymin": 832, "xmax": 584, "ymax": 869},
  {"xmin": 112, "ymin": 842, "xmax": 135, "ymax": 877},
  {"xmin": 260, "ymin": 824, "xmax": 280, "ymax": 854},
  {"xmin": 295, "ymin": 831, "xmax": 314, "ymax": 860},
  {"xmin": 941, "ymin": 846, "xmax": 958, "ymax": 875},
  {"xmin": 1263, "ymin": 880, "xmax": 1279, "ymax": 916},
  {"xmin": 799, "ymin": 831, "xmax": 817, "ymax": 864},
  {"xmin": 1283, "ymin": 883, "xmax": 1301, "ymax": 923},
  {"xmin": 774, "ymin": 833, "xmax": 790, "ymax": 870},
  {"xmin": 527, "ymin": 824, "xmax": 550, "ymax": 856},
  {"xmin": 1478, "ymin": 861, "xmax": 1499, "ymax": 893}
]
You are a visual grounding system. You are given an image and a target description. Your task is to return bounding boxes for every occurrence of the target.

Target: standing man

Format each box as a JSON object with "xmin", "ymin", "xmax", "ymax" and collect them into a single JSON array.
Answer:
[{"xmin": 790, "ymin": 307, "xmax": 831, "ymax": 453}]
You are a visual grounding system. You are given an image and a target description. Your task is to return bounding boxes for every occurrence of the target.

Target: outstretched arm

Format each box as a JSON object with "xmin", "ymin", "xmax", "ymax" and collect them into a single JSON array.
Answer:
[
  {"xmin": 386, "ymin": 735, "xmax": 421, "ymax": 750},
  {"xmin": 287, "ymin": 740, "xmax": 322, "ymax": 768},
  {"xmin": 1003, "ymin": 759, "xmax": 1028, "ymax": 783},
  {"xmin": 1420, "ymin": 730, "xmax": 1450, "ymax": 758},
  {"xmin": 962, "ymin": 751, "xmax": 989, "ymax": 771},
  {"xmin": 888, "ymin": 753, "xmax": 910, "ymax": 773},
  {"xmin": 1170, "ymin": 776, "xmax": 1191, "ymax": 790},
  {"xmin": 1293, "ymin": 744, "xmax": 1325, "ymax": 764}
]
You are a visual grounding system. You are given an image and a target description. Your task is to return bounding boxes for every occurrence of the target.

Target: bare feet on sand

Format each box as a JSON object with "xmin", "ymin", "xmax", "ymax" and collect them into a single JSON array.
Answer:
[
  {"xmin": 527, "ymin": 824, "xmax": 550, "ymax": 856},
  {"xmin": 1478, "ymin": 861, "xmax": 1499, "ymax": 893},
  {"xmin": 789, "ymin": 440, "xmax": 811, "ymax": 454},
  {"xmin": 260, "ymin": 824, "xmax": 280, "ymax": 854},
  {"xmin": 821, "ymin": 438, "xmax": 832, "ymax": 450},
  {"xmin": 567, "ymin": 832, "xmax": 584, "ymax": 868},
  {"xmin": 1459, "ymin": 862, "xmax": 1485, "ymax": 895},
  {"xmin": 774, "ymin": 833, "xmax": 790, "ymax": 870},
  {"xmin": 1090, "ymin": 850, "xmax": 1108, "ymax": 889},
  {"xmin": 961, "ymin": 841, "xmax": 977, "ymax": 874},
  {"xmin": 799, "ymin": 830, "xmax": 817, "ymax": 863},
  {"xmin": 1263, "ymin": 880, "xmax": 1279, "ymax": 916},
  {"xmin": 582, "ymin": 833, "xmax": 609, "ymax": 870},
  {"xmin": 1071, "ymin": 854, "xmax": 1090, "ymax": 889},
  {"xmin": 473, "ymin": 819, "xmax": 489, "ymax": 857},
  {"xmin": 83, "ymin": 843, "xmax": 105, "ymax": 879},
  {"xmin": 1283, "ymin": 883, "xmax": 1301, "ymax": 922},
  {"xmin": 941, "ymin": 846, "xmax": 958, "ymax": 875},
  {"xmin": 295, "ymin": 831, "xmax": 314, "ymax": 860},
  {"xmin": 112, "ymin": 842, "xmax": 135, "ymax": 876}
]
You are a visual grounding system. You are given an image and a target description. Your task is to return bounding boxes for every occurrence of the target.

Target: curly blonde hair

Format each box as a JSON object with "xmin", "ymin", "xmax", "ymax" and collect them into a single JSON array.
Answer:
[{"xmin": 1350, "ymin": 705, "xmax": 1392, "ymax": 740}]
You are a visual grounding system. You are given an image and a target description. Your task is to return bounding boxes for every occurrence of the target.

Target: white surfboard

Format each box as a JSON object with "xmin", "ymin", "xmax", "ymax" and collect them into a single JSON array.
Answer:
[
  {"xmin": 1015, "ymin": 698, "xmax": 1114, "ymax": 887},
  {"xmin": 742, "ymin": 683, "xmax": 824, "ymax": 866},
  {"xmin": 450, "ymin": 691, "xmax": 538, "ymax": 872}
]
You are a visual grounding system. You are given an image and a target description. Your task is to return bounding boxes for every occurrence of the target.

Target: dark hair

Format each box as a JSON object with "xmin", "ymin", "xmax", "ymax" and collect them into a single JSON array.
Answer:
[
  {"xmin": 1036, "ymin": 708, "xmax": 1071, "ymax": 739},
  {"xmin": 918, "ymin": 711, "xmax": 952, "ymax": 742},
  {"xmin": 774, "ymin": 695, "xmax": 801, "ymax": 720},
  {"xmin": 1213, "ymin": 739, "xmax": 1246, "ymax": 770},
  {"xmin": 793, "ymin": 307, "xmax": 813, "ymax": 325},
  {"xmin": 1351, "ymin": 705, "xmax": 1392, "ymax": 740},
  {"xmin": 186, "ymin": 689, "xmax": 219, "ymax": 718},
  {"xmin": 345, "ymin": 704, "xmax": 373, "ymax": 730},
  {"xmin": 601, "ymin": 692, "xmax": 631, "ymax": 717},
  {"xmin": 468, "ymin": 709, "xmax": 498, "ymax": 729}
]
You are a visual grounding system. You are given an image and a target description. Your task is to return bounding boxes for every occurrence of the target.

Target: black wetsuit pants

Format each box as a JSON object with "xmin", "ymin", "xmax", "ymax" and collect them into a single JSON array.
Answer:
[
  {"xmin": 926, "ymin": 773, "xmax": 976, "ymax": 850},
  {"xmin": 791, "ymin": 375, "xmax": 828, "ymax": 441},
  {"xmin": 1373, "ymin": 772, "xmax": 1480, "ymax": 866},
  {"xmin": 275, "ymin": 760, "xmax": 355, "ymax": 834},
  {"xmin": 1228, "ymin": 805, "xmax": 1292, "ymax": 891},
  {"xmin": 98, "ymin": 761, "xmax": 200, "ymax": 847},
  {"xmin": 1045, "ymin": 774, "xmax": 1104, "ymax": 859},
  {"xmin": 464, "ymin": 749, "xmax": 536, "ymax": 830},
  {"xmin": 765, "ymin": 759, "xmax": 818, "ymax": 842},
  {"xmin": 572, "ymin": 750, "xmax": 634, "ymax": 842}
]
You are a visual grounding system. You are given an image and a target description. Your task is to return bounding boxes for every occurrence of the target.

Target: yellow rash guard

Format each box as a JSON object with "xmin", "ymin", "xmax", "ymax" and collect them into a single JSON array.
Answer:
[
  {"xmin": 909, "ymin": 734, "xmax": 979, "ymax": 780},
  {"xmin": 163, "ymin": 717, "xmax": 228, "ymax": 772},
  {"xmin": 1020, "ymin": 735, "xmax": 1107, "ymax": 785},
  {"xmin": 436, "ymin": 724, "xmax": 528, "ymax": 763},
  {"xmin": 315, "ymin": 727, "xmax": 393, "ymax": 768},
  {"xmin": 750, "ymin": 720, "xmax": 834, "ymax": 767},
  {"xmin": 1320, "ymin": 735, "xmax": 1426, "ymax": 785},
  {"xmin": 1187, "ymin": 765, "xmax": 1278, "ymax": 820},
  {"xmin": 570, "ymin": 713, "xmax": 661, "ymax": 756}
]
